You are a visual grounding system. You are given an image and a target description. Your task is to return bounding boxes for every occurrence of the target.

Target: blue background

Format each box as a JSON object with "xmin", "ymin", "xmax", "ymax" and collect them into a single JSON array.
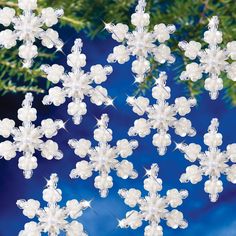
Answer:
[{"xmin": 0, "ymin": 26, "xmax": 236, "ymax": 236}]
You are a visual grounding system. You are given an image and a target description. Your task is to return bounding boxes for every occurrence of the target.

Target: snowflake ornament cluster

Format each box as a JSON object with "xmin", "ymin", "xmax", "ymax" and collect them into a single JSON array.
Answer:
[
  {"xmin": 179, "ymin": 16, "xmax": 236, "ymax": 100},
  {"xmin": 0, "ymin": 93, "xmax": 64, "ymax": 179},
  {"xmin": 0, "ymin": 0, "xmax": 63, "ymax": 68},
  {"xmin": 69, "ymin": 113, "xmax": 138, "ymax": 198},
  {"xmin": 17, "ymin": 173, "xmax": 90, "ymax": 236},
  {"xmin": 177, "ymin": 118, "xmax": 236, "ymax": 202},
  {"xmin": 105, "ymin": 0, "xmax": 175, "ymax": 83},
  {"xmin": 118, "ymin": 164, "xmax": 188, "ymax": 236},
  {"xmin": 41, "ymin": 38, "xmax": 114, "ymax": 125},
  {"xmin": 127, "ymin": 71, "xmax": 196, "ymax": 155}
]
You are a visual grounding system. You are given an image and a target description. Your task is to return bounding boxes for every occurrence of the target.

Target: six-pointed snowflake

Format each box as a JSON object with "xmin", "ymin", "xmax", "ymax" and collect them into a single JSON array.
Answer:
[
  {"xmin": 177, "ymin": 118, "xmax": 236, "ymax": 202},
  {"xmin": 41, "ymin": 38, "xmax": 114, "ymax": 125},
  {"xmin": 69, "ymin": 113, "xmax": 138, "ymax": 198},
  {"xmin": 118, "ymin": 164, "xmax": 188, "ymax": 236},
  {"xmin": 179, "ymin": 16, "xmax": 236, "ymax": 100},
  {"xmin": 127, "ymin": 71, "xmax": 196, "ymax": 155},
  {"xmin": 0, "ymin": 0, "xmax": 63, "ymax": 68},
  {"xmin": 105, "ymin": 0, "xmax": 175, "ymax": 83},
  {"xmin": 0, "ymin": 93, "xmax": 64, "ymax": 179},
  {"xmin": 17, "ymin": 173, "xmax": 90, "ymax": 236}
]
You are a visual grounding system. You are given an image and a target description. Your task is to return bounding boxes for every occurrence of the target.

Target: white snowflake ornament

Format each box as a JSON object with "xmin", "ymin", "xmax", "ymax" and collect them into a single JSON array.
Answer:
[
  {"xmin": 118, "ymin": 164, "xmax": 188, "ymax": 236},
  {"xmin": 105, "ymin": 0, "xmax": 175, "ymax": 83},
  {"xmin": 17, "ymin": 173, "xmax": 90, "ymax": 236},
  {"xmin": 0, "ymin": 93, "xmax": 64, "ymax": 179},
  {"xmin": 179, "ymin": 16, "xmax": 236, "ymax": 100},
  {"xmin": 127, "ymin": 72, "xmax": 196, "ymax": 156},
  {"xmin": 69, "ymin": 114, "xmax": 138, "ymax": 198},
  {"xmin": 41, "ymin": 38, "xmax": 114, "ymax": 125},
  {"xmin": 177, "ymin": 118, "xmax": 236, "ymax": 202},
  {"xmin": 0, "ymin": 0, "xmax": 63, "ymax": 68}
]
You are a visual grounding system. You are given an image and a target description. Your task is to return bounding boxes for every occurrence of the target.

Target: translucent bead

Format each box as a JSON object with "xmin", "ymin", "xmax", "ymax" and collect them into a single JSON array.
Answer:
[
  {"xmin": 0, "ymin": 7, "xmax": 15, "ymax": 26},
  {"xmin": 19, "ymin": 222, "xmax": 40, "ymax": 236},
  {"xmin": 204, "ymin": 30, "xmax": 223, "ymax": 45},
  {"xmin": 227, "ymin": 62, "xmax": 236, "ymax": 81},
  {"xmin": 131, "ymin": 12, "xmax": 150, "ymax": 27},
  {"xmin": 0, "ymin": 141, "xmax": 16, "ymax": 160},
  {"xmin": 180, "ymin": 165, "xmax": 202, "ymax": 184},
  {"xmin": 18, "ymin": 0, "xmax": 37, "ymax": 10},
  {"xmin": 227, "ymin": 41, "xmax": 236, "ymax": 60},
  {"xmin": 41, "ymin": 7, "xmax": 60, "ymax": 27},
  {"xmin": 154, "ymin": 23, "xmax": 171, "ymax": 43},
  {"xmin": 0, "ymin": 118, "xmax": 15, "ymax": 138},
  {"xmin": 0, "ymin": 29, "xmax": 17, "ymax": 49}
]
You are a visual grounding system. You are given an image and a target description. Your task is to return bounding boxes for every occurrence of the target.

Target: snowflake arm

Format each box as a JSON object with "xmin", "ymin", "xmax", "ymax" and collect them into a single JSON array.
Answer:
[
  {"xmin": 179, "ymin": 16, "xmax": 236, "ymax": 100},
  {"xmin": 118, "ymin": 164, "xmax": 188, "ymax": 236},
  {"xmin": 69, "ymin": 114, "xmax": 138, "ymax": 198},
  {"xmin": 41, "ymin": 38, "xmax": 114, "ymax": 125},
  {"xmin": 17, "ymin": 173, "xmax": 90, "ymax": 235},
  {"xmin": 0, "ymin": 0, "xmax": 63, "ymax": 68},
  {"xmin": 0, "ymin": 93, "xmax": 64, "ymax": 179},
  {"xmin": 105, "ymin": 0, "xmax": 175, "ymax": 83},
  {"xmin": 177, "ymin": 118, "xmax": 236, "ymax": 202},
  {"xmin": 127, "ymin": 72, "xmax": 196, "ymax": 155}
]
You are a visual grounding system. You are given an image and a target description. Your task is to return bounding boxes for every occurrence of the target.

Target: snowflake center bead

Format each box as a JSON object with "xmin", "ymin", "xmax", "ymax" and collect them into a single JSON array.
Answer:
[
  {"xmin": 148, "ymin": 103, "xmax": 176, "ymax": 130},
  {"xmin": 14, "ymin": 14, "xmax": 42, "ymax": 42},
  {"xmin": 127, "ymin": 31, "xmax": 154, "ymax": 57},
  {"xmin": 39, "ymin": 206, "xmax": 67, "ymax": 234},
  {"xmin": 200, "ymin": 48, "xmax": 227, "ymax": 74},
  {"xmin": 64, "ymin": 73, "xmax": 91, "ymax": 98},
  {"xmin": 92, "ymin": 145, "xmax": 117, "ymax": 172},
  {"xmin": 200, "ymin": 150, "xmax": 227, "ymax": 177},
  {"xmin": 141, "ymin": 196, "xmax": 167, "ymax": 222},
  {"xmin": 14, "ymin": 126, "xmax": 42, "ymax": 152}
]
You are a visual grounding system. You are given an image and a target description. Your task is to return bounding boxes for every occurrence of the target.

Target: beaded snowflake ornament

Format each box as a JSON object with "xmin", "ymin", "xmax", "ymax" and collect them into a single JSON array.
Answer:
[
  {"xmin": 0, "ymin": 0, "xmax": 63, "ymax": 68},
  {"xmin": 0, "ymin": 93, "xmax": 64, "ymax": 179},
  {"xmin": 177, "ymin": 118, "xmax": 236, "ymax": 202},
  {"xmin": 179, "ymin": 16, "xmax": 236, "ymax": 100},
  {"xmin": 69, "ymin": 114, "xmax": 138, "ymax": 198},
  {"xmin": 41, "ymin": 38, "xmax": 113, "ymax": 125},
  {"xmin": 17, "ymin": 173, "xmax": 90, "ymax": 235},
  {"xmin": 118, "ymin": 164, "xmax": 188, "ymax": 236},
  {"xmin": 127, "ymin": 72, "xmax": 196, "ymax": 155},
  {"xmin": 106, "ymin": 0, "xmax": 175, "ymax": 83}
]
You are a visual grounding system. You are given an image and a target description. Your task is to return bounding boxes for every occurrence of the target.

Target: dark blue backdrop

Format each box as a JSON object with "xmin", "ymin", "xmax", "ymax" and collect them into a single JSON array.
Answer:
[{"xmin": 0, "ymin": 26, "xmax": 236, "ymax": 236}]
